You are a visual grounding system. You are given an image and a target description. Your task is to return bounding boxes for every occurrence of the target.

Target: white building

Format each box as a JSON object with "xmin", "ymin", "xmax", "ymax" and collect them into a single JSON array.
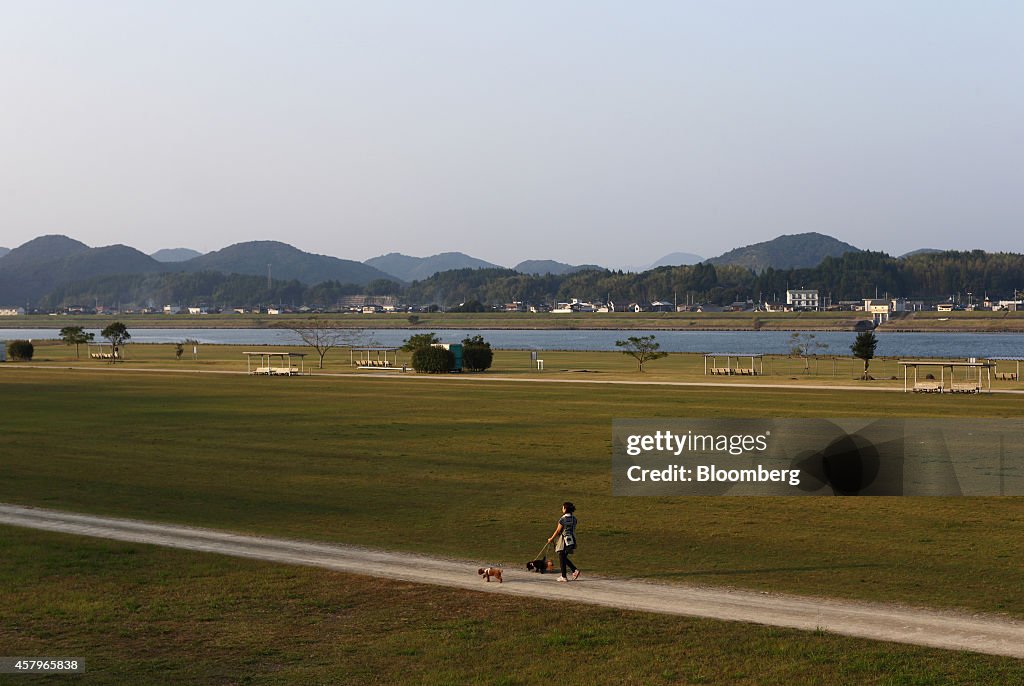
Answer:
[
  {"xmin": 552, "ymin": 299, "xmax": 597, "ymax": 313},
  {"xmin": 864, "ymin": 298, "xmax": 891, "ymax": 324},
  {"xmin": 786, "ymin": 289, "xmax": 819, "ymax": 310},
  {"xmin": 0, "ymin": 306, "xmax": 25, "ymax": 316}
]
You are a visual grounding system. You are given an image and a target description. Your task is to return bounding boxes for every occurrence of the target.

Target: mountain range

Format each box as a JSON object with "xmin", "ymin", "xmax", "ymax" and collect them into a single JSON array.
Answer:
[
  {"xmin": 0, "ymin": 236, "xmax": 394, "ymax": 306},
  {"xmin": 0, "ymin": 231, "xmax": 926, "ymax": 306}
]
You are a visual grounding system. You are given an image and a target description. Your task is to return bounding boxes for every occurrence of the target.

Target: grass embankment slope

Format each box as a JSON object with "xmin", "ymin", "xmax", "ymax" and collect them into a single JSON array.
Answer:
[
  {"xmin": 5, "ymin": 309, "xmax": 1024, "ymax": 330},
  {"xmin": 1, "ymin": 365, "xmax": 1022, "ymax": 617},
  {"xmin": 4, "ymin": 526, "xmax": 1023, "ymax": 685}
]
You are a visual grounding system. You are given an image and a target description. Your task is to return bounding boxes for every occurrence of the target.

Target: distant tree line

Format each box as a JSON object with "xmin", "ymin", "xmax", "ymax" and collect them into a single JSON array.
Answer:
[{"xmin": 37, "ymin": 250, "xmax": 1024, "ymax": 309}]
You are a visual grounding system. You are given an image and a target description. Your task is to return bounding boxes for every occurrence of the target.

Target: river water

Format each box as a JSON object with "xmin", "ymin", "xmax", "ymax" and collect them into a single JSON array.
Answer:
[{"xmin": 3, "ymin": 328, "xmax": 1022, "ymax": 358}]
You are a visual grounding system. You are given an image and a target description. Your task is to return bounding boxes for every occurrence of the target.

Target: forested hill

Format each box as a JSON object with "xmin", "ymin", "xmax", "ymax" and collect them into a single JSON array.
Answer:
[
  {"xmin": 403, "ymin": 251, "xmax": 1024, "ymax": 306},
  {"xmin": 28, "ymin": 250, "xmax": 1024, "ymax": 309},
  {"xmin": 0, "ymin": 236, "xmax": 164, "ymax": 305},
  {"xmin": 179, "ymin": 241, "xmax": 393, "ymax": 286},
  {"xmin": 706, "ymin": 232, "xmax": 861, "ymax": 271},
  {"xmin": 364, "ymin": 252, "xmax": 500, "ymax": 281}
]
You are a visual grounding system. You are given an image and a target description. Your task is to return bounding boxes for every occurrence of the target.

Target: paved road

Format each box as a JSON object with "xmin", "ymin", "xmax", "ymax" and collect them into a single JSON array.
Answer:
[{"xmin": 2, "ymin": 503, "xmax": 1022, "ymax": 658}]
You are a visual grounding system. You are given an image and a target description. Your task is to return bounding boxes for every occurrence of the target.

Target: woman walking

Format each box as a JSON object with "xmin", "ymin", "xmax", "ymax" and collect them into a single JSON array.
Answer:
[{"xmin": 547, "ymin": 501, "xmax": 580, "ymax": 582}]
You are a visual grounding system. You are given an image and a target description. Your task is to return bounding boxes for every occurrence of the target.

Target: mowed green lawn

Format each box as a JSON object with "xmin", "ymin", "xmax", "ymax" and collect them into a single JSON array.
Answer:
[
  {"xmin": 5, "ymin": 526, "xmax": 1024, "ymax": 686},
  {"xmin": 18, "ymin": 338, "xmax": 1024, "ymax": 390},
  {"xmin": 2, "ymin": 366, "xmax": 1023, "ymax": 616}
]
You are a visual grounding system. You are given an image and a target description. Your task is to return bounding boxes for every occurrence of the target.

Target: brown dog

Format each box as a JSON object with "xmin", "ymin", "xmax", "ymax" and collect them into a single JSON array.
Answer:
[{"xmin": 478, "ymin": 566, "xmax": 503, "ymax": 583}]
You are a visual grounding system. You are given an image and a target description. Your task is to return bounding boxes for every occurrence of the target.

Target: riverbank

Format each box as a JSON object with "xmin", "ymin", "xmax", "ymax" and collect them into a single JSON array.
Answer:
[{"xmin": 4, "ymin": 310, "xmax": 1024, "ymax": 332}]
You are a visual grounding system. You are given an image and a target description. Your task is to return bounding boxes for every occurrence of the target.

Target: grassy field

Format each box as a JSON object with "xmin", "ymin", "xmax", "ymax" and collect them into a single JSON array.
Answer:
[
  {"xmin": 7, "ymin": 309, "xmax": 1024, "ymax": 331},
  {"xmin": 882, "ymin": 310, "xmax": 1024, "ymax": 332},
  {"xmin": 6, "ymin": 528, "xmax": 1024, "ymax": 683},
  {"xmin": 4, "ymin": 526, "xmax": 1024, "ymax": 685},
  {"xmin": 12, "ymin": 339, "xmax": 1024, "ymax": 390},
  {"xmin": 2, "ymin": 365, "xmax": 1023, "ymax": 619}
]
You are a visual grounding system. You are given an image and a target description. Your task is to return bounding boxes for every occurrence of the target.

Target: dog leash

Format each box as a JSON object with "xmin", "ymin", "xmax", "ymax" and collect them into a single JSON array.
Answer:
[{"xmin": 535, "ymin": 541, "xmax": 551, "ymax": 559}]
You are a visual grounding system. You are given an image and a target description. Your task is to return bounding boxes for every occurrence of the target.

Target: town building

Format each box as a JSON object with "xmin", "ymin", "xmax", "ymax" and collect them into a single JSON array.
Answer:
[
  {"xmin": 864, "ymin": 298, "xmax": 891, "ymax": 324},
  {"xmin": 786, "ymin": 289, "xmax": 819, "ymax": 310},
  {"xmin": 891, "ymin": 299, "xmax": 925, "ymax": 313}
]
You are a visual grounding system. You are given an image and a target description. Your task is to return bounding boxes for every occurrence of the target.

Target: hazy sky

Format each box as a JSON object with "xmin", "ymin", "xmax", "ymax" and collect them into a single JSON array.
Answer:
[{"xmin": 2, "ymin": 2, "xmax": 1021, "ymax": 267}]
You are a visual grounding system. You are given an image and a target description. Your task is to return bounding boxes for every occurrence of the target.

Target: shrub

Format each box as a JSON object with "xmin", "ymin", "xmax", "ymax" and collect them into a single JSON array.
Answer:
[
  {"xmin": 462, "ymin": 335, "xmax": 493, "ymax": 372},
  {"xmin": 7, "ymin": 340, "xmax": 34, "ymax": 361},
  {"xmin": 412, "ymin": 345, "xmax": 454, "ymax": 373},
  {"xmin": 402, "ymin": 332, "xmax": 440, "ymax": 352}
]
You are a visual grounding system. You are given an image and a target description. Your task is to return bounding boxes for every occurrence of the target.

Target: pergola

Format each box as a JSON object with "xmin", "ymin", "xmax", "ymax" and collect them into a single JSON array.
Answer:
[
  {"xmin": 87, "ymin": 341, "xmax": 118, "ymax": 360},
  {"xmin": 899, "ymin": 360, "xmax": 994, "ymax": 393},
  {"xmin": 244, "ymin": 351, "xmax": 307, "ymax": 376},
  {"xmin": 704, "ymin": 353, "xmax": 764, "ymax": 376},
  {"xmin": 350, "ymin": 347, "xmax": 402, "ymax": 369},
  {"xmin": 987, "ymin": 356, "xmax": 1023, "ymax": 381}
]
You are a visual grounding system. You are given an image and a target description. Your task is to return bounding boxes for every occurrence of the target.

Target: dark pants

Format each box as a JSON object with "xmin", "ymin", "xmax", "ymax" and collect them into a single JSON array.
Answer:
[{"xmin": 558, "ymin": 549, "xmax": 577, "ymax": 578}]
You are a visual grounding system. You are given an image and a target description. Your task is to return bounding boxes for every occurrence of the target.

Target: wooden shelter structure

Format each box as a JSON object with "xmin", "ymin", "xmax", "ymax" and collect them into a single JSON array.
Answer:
[
  {"xmin": 88, "ymin": 341, "xmax": 119, "ymax": 360},
  {"xmin": 350, "ymin": 347, "xmax": 402, "ymax": 369},
  {"xmin": 704, "ymin": 352, "xmax": 763, "ymax": 376},
  {"xmin": 899, "ymin": 360, "xmax": 994, "ymax": 393},
  {"xmin": 244, "ymin": 351, "xmax": 307, "ymax": 376},
  {"xmin": 987, "ymin": 356, "xmax": 1023, "ymax": 381}
]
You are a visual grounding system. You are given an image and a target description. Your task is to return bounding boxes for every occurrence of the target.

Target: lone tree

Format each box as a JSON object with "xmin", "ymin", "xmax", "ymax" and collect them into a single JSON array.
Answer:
[
  {"xmin": 101, "ymin": 322, "xmax": 131, "ymax": 361},
  {"xmin": 59, "ymin": 325, "xmax": 94, "ymax": 359},
  {"xmin": 288, "ymin": 318, "xmax": 360, "ymax": 369},
  {"xmin": 616, "ymin": 335, "xmax": 668, "ymax": 372},
  {"xmin": 851, "ymin": 330, "xmax": 878, "ymax": 379},
  {"xmin": 789, "ymin": 332, "xmax": 828, "ymax": 373}
]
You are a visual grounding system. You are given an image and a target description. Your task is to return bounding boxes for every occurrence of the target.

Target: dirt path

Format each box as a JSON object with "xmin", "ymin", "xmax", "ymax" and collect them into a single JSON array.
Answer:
[
  {"xmin": 2, "ymin": 504, "xmax": 1022, "ymax": 658},
  {"xmin": 6, "ymin": 363, "xmax": 1024, "ymax": 395}
]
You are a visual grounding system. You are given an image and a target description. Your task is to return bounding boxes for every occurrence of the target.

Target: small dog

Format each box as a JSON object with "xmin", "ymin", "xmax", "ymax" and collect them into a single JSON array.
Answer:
[
  {"xmin": 478, "ymin": 566, "xmax": 503, "ymax": 583},
  {"xmin": 526, "ymin": 558, "xmax": 555, "ymax": 573}
]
